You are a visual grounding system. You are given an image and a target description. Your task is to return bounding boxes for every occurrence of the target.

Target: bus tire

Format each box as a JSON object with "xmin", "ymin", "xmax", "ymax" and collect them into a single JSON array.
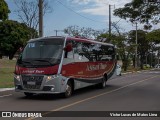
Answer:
[
  {"xmin": 63, "ymin": 81, "xmax": 72, "ymax": 98},
  {"xmin": 119, "ymin": 73, "xmax": 122, "ymax": 76},
  {"xmin": 24, "ymin": 92, "xmax": 34, "ymax": 97},
  {"xmin": 99, "ymin": 75, "xmax": 107, "ymax": 89}
]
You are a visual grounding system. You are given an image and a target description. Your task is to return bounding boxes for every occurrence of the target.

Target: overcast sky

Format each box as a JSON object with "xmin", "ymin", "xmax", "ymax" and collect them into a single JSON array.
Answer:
[{"xmin": 6, "ymin": 0, "xmax": 143, "ymax": 36}]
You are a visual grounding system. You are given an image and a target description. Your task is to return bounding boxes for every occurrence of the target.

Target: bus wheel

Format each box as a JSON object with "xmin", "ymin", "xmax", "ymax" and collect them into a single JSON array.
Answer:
[
  {"xmin": 24, "ymin": 92, "xmax": 34, "ymax": 97},
  {"xmin": 100, "ymin": 76, "xmax": 107, "ymax": 89},
  {"xmin": 119, "ymin": 73, "xmax": 122, "ymax": 76},
  {"xmin": 64, "ymin": 81, "xmax": 72, "ymax": 98}
]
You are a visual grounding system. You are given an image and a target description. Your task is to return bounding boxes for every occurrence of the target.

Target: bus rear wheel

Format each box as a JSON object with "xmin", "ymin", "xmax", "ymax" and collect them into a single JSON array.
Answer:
[
  {"xmin": 99, "ymin": 75, "xmax": 107, "ymax": 89},
  {"xmin": 63, "ymin": 81, "xmax": 72, "ymax": 98}
]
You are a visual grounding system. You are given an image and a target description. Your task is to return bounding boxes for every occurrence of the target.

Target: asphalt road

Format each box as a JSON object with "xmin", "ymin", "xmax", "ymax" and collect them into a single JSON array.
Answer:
[{"xmin": 0, "ymin": 69, "xmax": 160, "ymax": 120}]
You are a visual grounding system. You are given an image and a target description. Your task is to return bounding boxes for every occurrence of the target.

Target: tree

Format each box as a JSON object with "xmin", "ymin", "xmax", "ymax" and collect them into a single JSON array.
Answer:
[
  {"xmin": 64, "ymin": 25, "xmax": 103, "ymax": 39},
  {"xmin": 98, "ymin": 32, "xmax": 135, "ymax": 71},
  {"xmin": 0, "ymin": 20, "xmax": 38, "ymax": 59},
  {"xmin": 147, "ymin": 29, "xmax": 160, "ymax": 43},
  {"xmin": 128, "ymin": 30, "xmax": 150, "ymax": 69},
  {"xmin": 147, "ymin": 29, "xmax": 160, "ymax": 66},
  {"xmin": 0, "ymin": 0, "xmax": 10, "ymax": 21},
  {"xmin": 113, "ymin": 34, "xmax": 135, "ymax": 71},
  {"xmin": 114, "ymin": 0, "xmax": 160, "ymax": 30},
  {"xmin": 97, "ymin": 33, "xmax": 109, "ymax": 42},
  {"xmin": 14, "ymin": 0, "xmax": 52, "ymax": 38}
]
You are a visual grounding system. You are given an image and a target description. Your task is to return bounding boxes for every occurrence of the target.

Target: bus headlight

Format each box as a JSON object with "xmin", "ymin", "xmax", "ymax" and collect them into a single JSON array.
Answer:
[
  {"xmin": 14, "ymin": 75, "xmax": 21, "ymax": 81},
  {"xmin": 46, "ymin": 75, "xmax": 59, "ymax": 81},
  {"xmin": 46, "ymin": 76, "xmax": 52, "ymax": 81}
]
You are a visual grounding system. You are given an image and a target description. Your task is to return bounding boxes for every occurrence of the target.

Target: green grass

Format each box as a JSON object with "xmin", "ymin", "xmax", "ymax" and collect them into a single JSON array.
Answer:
[{"xmin": 0, "ymin": 59, "xmax": 16, "ymax": 88}]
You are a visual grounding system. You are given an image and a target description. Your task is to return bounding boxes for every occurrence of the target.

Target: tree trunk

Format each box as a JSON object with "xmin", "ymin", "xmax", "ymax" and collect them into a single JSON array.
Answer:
[
  {"xmin": 140, "ymin": 55, "xmax": 145, "ymax": 69},
  {"xmin": 9, "ymin": 54, "xmax": 14, "ymax": 60},
  {"xmin": 8, "ymin": 50, "xmax": 17, "ymax": 60},
  {"xmin": 133, "ymin": 56, "xmax": 135, "ymax": 67},
  {"xmin": 122, "ymin": 60, "xmax": 128, "ymax": 71}
]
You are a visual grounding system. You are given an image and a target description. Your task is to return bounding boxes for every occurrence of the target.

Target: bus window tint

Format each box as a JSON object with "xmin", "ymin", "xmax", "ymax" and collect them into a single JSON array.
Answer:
[
  {"xmin": 67, "ymin": 51, "xmax": 74, "ymax": 59},
  {"xmin": 81, "ymin": 43, "xmax": 95, "ymax": 61},
  {"xmin": 80, "ymin": 43, "xmax": 115, "ymax": 62},
  {"xmin": 72, "ymin": 41, "xmax": 88, "ymax": 62},
  {"xmin": 100, "ymin": 45, "xmax": 115, "ymax": 61},
  {"xmin": 69, "ymin": 40, "xmax": 115, "ymax": 62},
  {"xmin": 22, "ymin": 41, "xmax": 63, "ymax": 60}
]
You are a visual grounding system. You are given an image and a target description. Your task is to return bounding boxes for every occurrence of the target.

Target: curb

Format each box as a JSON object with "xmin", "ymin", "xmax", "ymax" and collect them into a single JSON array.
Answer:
[
  {"xmin": 0, "ymin": 88, "xmax": 14, "ymax": 92},
  {"xmin": 122, "ymin": 69, "xmax": 155, "ymax": 75}
]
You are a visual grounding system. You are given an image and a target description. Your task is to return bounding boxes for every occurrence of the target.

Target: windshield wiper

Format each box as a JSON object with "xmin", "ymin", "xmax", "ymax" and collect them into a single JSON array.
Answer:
[
  {"xmin": 33, "ymin": 59, "xmax": 54, "ymax": 66},
  {"xmin": 21, "ymin": 60, "xmax": 34, "ymax": 65}
]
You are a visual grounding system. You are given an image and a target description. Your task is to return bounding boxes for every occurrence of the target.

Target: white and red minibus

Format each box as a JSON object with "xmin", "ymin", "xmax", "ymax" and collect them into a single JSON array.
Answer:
[{"xmin": 14, "ymin": 36, "xmax": 117, "ymax": 97}]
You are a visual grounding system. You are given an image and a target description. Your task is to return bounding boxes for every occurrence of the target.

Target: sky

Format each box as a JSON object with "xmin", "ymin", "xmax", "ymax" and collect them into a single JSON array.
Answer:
[{"xmin": 5, "ymin": 0, "xmax": 144, "ymax": 37}]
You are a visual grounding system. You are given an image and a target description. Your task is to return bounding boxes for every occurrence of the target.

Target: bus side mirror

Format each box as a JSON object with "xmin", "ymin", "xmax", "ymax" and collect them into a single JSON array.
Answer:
[
  {"xmin": 19, "ymin": 47, "xmax": 24, "ymax": 52},
  {"xmin": 64, "ymin": 43, "xmax": 73, "ymax": 52}
]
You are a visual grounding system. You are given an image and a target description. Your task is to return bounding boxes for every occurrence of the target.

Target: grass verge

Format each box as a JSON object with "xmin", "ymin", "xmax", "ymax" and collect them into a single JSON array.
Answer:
[{"xmin": 0, "ymin": 59, "xmax": 16, "ymax": 88}]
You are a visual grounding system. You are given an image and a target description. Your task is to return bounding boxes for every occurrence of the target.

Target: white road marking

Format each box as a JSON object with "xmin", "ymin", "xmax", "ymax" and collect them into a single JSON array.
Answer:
[{"xmin": 0, "ymin": 88, "xmax": 14, "ymax": 92}]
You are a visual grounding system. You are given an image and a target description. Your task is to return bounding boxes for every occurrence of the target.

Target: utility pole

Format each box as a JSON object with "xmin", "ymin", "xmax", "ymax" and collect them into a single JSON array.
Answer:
[
  {"xmin": 135, "ymin": 22, "xmax": 138, "ymax": 68},
  {"xmin": 108, "ymin": 4, "xmax": 111, "ymax": 41},
  {"xmin": 55, "ymin": 30, "xmax": 58, "ymax": 36},
  {"xmin": 54, "ymin": 30, "xmax": 64, "ymax": 36},
  {"xmin": 158, "ymin": 48, "xmax": 160, "ymax": 65},
  {"xmin": 39, "ymin": 0, "xmax": 43, "ymax": 37},
  {"xmin": 150, "ymin": 51, "xmax": 153, "ymax": 68}
]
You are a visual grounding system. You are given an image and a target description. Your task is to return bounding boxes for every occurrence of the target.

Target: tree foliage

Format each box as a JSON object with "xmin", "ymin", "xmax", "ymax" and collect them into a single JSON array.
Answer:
[
  {"xmin": 97, "ymin": 32, "xmax": 135, "ymax": 71},
  {"xmin": 146, "ymin": 29, "xmax": 160, "ymax": 43},
  {"xmin": 114, "ymin": 0, "xmax": 160, "ymax": 29},
  {"xmin": 147, "ymin": 29, "xmax": 160, "ymax": 65},
  {"xmin": 128, "ymin": 30, "xmax": 150, "ymax": 69},
  {"xmin": 0, "ymin": 20, "xmax": 38, "ymax": 59},
  {"xmin": 0, "ymin": 0, "xmax": 10, "ymax": 21},
  {"xmin": 98, "ymin": 30, "xmax": 153, "ymax": 70},
  {"xmin": 64, "ymin": 25, "xmax": 103, "ymax": 39},
  {"xmin": 112, "ymin": 34, "xmax": 135, "ymax": 71}
]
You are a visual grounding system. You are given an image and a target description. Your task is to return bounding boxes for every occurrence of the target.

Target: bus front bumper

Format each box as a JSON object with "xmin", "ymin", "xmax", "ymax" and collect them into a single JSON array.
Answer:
[
  {"xmin": 15, "ymin": 85, "xmax": 61, "ymax": 94},
  {"xmin": 14, "ymin": 74, "xmax": 68, "ymax": 94}
]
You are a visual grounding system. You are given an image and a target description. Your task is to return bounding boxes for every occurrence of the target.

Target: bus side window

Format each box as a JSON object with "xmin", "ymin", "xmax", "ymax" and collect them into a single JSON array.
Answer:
[
  {"xmin": 73, "ymin": 42, "xmax": 89, "ymax": 62},
  {"xmin": 81, "ymin": 42, "xmax": 94, "ymax": 62},
  {"xmin": 97, "ymin": 45, "xmax": 115, "ymax": 61},
  {"xmin": 67, "ymin": 51, "xmax": 74, "ymax": 59},
  {"xmin": 73, "ymin": 42, "xmax": 81, "ymax": 62}
]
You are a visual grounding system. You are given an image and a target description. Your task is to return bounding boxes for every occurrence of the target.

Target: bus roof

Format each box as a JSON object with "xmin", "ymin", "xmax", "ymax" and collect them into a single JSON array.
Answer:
[
  {"xmin": 28, "ymin": 36, "xmax": 65, "ymax": 42},
  {"xmin": 66, "ymin": 37, "xmax": 114, "ymax": 46},
  {"xmin": 28, "ymin": 36, "xmax": 114, "ymax": 47}
]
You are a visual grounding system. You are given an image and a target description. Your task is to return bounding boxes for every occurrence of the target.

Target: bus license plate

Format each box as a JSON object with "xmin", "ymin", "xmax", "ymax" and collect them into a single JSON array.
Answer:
[{"xmin": 27, "ymin": 81, "xmax": 36, "ymax": 85}]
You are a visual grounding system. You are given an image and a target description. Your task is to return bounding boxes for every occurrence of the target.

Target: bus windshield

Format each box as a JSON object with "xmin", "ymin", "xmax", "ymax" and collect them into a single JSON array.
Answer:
[{"xmin": 17, "ymin": 38, "xmax": 64, "ymax": 67}]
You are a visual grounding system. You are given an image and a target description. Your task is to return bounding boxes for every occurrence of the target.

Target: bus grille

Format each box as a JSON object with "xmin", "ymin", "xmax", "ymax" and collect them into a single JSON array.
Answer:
[{"xmin": 22, "ymin": 75, "xmax": 44, "ymax": 90}]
